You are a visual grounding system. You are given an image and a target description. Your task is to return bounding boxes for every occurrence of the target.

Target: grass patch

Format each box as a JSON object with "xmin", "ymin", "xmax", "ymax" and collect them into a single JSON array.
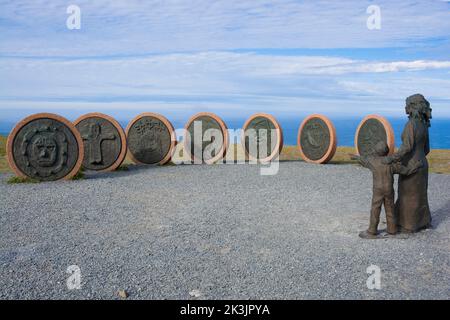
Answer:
[
  {"xmin": 281, "ymin": 145, "xmax": 450, "ymax": 174},
  {"xmin": 0, "ymin": 135, "xmax": 9, "ymax": 174},
  {"xmin": 0, "ymin": 135, "xmax": 6, "ymax": 157},
  {"xmin": 0, "ymin": 155, "xmax": 9, "ymax": 173},
  {"xmin": 115, "ymin": 164, "xmax": 130, "ymax": 171},
  {"xmin": 70, "ymin": 170, "xmax": 85, "ymax": 181},
  {"xmin": 7, "ymin": 176, "xmax": 39, "ymax": 184},
  {"xmin": 161, "ymin": 161, "xmax": 176, "ymax": 166},
  {"xmin": 427, "ymin": 149, "xmax": 450, "ymax": 174},
  {"xmin": 328, "ymin": 146, "xmax": 360, "ymax": 165}
]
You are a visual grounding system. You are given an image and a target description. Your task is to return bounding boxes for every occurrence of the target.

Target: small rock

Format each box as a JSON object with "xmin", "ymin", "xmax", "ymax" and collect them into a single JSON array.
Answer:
[
  {"xmin": 189, "ymin": 289, "xmax": 201, "ymax": 298},
  {"xmin": 118, "ymin": 289, "xmax": 129, "ymax": 299}
]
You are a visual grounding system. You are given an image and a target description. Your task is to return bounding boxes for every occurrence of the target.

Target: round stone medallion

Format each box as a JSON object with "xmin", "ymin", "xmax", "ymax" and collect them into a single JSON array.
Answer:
[
  {"xmin": 297, "ymin": 114, "xmax": 337, "ymax": 164},
  {"xmin": 7, "ymin": 113, "xmax": 84, "ymax": 181},
  {"xmin": 355, "ymin": 115, "xmax": 395, "ymax": 157},
  {"xmin": 74, "ymin": 113, "xmax": 127, "ymax": 172},
  {"xmin": 242, "ymin": 113, "xmax": 283, "ymax": 163},
  {"xmin": 126, "ymin": 113, "xmax": 176, "ymax": 165},
  {"xmin": 184, "ymin": 112, "xmax": 229, "ymax": 164}
]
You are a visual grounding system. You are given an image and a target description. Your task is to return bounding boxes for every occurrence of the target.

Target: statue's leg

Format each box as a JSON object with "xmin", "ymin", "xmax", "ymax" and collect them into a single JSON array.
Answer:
[
  {"xmin": 368, "ymin": 191, "xmax": 383, "ymax": 234},
  {"xmin": 384, "ymin": 193, "xmax": 397, "ymax": 234}
]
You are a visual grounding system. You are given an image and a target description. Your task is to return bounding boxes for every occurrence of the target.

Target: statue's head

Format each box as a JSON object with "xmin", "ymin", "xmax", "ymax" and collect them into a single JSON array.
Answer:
[
  {"xmin": 374, "ymin": 141, "xmax": 389, "ymax": 157},
  {"xmin": 29, "ymin": 132, "xmax": 58, "ymax": 167},
  {"xmin": 405, "ymin": 94, "xmax": 432, "ymax": 127}
]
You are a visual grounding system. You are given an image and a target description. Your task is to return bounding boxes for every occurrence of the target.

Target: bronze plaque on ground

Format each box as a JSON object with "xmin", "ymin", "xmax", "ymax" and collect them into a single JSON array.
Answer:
[
  {"xmin": 242, "ymin": 113, "xmax": 283, "ymax": 162},
  {"xmin": 297, "ymin": 114, "xmax": 337, "ymax": 164},
  {"xmin": 7, "ymin": 113, "xmax": 84, "ymax": 181},
  {"xmin": 355, "ymin": 115, "xmax": 395, "ymax": 156},
  {"xmin": 184, "ymin": 113, "xmax": 229, "ymax": 164},
  {"xmin": 126, "ymin": 113, "xmax": 176, "ymax": 165},
  {"xmin": 74, "ymin": 113, "xmax": 127, "ymax": 172}
]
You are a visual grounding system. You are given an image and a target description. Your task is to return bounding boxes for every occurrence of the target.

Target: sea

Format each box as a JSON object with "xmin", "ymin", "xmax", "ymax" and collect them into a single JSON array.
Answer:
[{"xmin": 1, "ymin": 116, "xmax": 449, "ymax": 149}]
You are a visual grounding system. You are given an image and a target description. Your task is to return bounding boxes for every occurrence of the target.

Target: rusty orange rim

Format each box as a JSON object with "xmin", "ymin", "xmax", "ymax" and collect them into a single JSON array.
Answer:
[
  {"xmin": 125, "ymin": 112, "xmax": 176, "ymax": 165},
  {"xmin": 297, "ymin": 114, "xmax": 337, "ymax": 164},
  {"xmin": 354, "ymin": 115, "xmax": 395, "ymax": 156},
  {"xmin": 73, "ymin": 112, "xmax": 127, "ymax": 172},
  {"xmin": 7, "ymin": 113, "xmax": 84, "ymax": 180},
  {"xmin": 241, "ymin": 113, "xmax": 283, "ymax": 163},
  {"xmin": 184, "ymin": 112, "xmax": 229, "ymax": 164}
]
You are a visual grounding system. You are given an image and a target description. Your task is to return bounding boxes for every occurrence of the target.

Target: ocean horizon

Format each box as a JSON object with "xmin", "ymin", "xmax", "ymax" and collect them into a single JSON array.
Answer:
[{"xmin": 1, "ymin": 116, "xmax": 449, "ymax": 149}]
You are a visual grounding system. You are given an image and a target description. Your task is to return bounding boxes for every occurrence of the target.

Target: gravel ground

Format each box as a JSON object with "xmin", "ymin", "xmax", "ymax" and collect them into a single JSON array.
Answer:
[{"xmin": 0, "ymin": 162, "xmax": 449, "ymax": 300}]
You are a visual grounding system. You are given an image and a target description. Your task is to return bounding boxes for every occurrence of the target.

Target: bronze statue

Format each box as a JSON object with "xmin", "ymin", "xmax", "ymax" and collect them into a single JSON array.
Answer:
[
  {"xmin": 352, "ymin": 141, "xmax": 422, "ymax": 239},
  {"xmin": 383, "ymin": 94, "xmax": 432, "ymax": 233}
]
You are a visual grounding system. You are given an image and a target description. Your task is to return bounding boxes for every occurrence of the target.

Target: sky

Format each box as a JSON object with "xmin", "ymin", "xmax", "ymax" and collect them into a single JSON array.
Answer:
[{"xmin": 1, "ymin": 0, "xmax": 450, "ymax": 126}]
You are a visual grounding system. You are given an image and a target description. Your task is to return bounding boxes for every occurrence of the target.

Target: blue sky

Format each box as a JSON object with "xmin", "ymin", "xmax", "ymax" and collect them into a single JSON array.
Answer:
[{"xmin": 1, "ymin": 0, "xmax": 450, "ymax": 125}]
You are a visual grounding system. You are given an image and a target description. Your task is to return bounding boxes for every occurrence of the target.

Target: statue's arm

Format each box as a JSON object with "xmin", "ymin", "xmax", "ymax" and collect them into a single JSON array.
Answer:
[
  {"xmin": 425, "ymin": 129, "xmax": 430, "ymax": 156},
  {"xmin": 392, "ymin": 159, "xmax": 423, "ymax": 176},
  {"xmin": 385, "ymin": 121, "xmax": 414, "ymax": 164},
  {"xmin": 351, "ymin": 154, "xmax": 371, "ymax": 169}
]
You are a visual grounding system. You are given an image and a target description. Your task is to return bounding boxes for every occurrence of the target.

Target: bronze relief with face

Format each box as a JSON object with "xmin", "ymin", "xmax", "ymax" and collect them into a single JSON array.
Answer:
[{"xmin": 7, "ymin": 114, "xmax": 83, "ymax": 181}]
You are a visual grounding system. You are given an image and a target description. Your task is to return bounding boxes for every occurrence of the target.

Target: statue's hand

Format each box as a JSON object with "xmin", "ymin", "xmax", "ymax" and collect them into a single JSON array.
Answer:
[
  {"xmin": 382, "ymin": 156, "xmax": 393, "ymax": 165},
  {"xmin": 416, "ymin": 159, "xmax": 424, "ymax": 168}
]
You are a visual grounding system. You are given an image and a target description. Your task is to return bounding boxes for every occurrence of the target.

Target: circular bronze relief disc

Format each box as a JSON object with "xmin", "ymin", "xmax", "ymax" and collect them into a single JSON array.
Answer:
[
  {"xmin": 355, "ymin": 115, "xmax": 395, "ymax": 157},
  {"xmin": 126, "ymin": 113, "xmax": 176, "ymax": 165},
  {"xmin": 74, "ymin": 113, "xmax": 127, "ymax": 172},
  {"xmin": 184, "ymin": 112, "xmax": 229, "ymax": 164},
  {"xmin": 297, "ymin": 114, "xmax": 337, "ymax": 164},
  {"xmin": 7, "ymin": 113, "xmax": 84, "ymax": 181},
  {"xmin": 241, "ymin": 113, "xmax": 283, "ymax": 163}
]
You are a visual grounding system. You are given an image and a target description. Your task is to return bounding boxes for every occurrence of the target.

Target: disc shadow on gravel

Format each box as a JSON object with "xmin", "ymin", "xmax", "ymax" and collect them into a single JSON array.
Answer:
[{"xmin": 82, "ymin": 163, "xmax": 166, "ymax": 180}]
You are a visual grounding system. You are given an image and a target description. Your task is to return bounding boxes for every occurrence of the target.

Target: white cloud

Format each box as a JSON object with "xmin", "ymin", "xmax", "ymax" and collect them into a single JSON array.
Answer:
[
  {"xmin": 1, "ymin": 52, "xmax": 450, "ymax": 117},
  {"xmin": 1, "ymin": 1, "xmax": 450, "ymax": 118},
  {"xmin": 315, "ymin": 60, "xmax": 450, "ymax": 74},
  {"xmin": 0, "ymin": 0, "xmax": 449, "ymax": 56}
]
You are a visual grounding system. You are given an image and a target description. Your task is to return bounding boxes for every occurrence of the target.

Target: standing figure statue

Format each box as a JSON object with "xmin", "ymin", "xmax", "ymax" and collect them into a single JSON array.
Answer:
[
  {"xmin": 383, "ymin": 94, "xmax": 433, "ymax": 233},
  {"xmin": 351, "ymin": 141, "xmax": 422, "ymax": 238}
]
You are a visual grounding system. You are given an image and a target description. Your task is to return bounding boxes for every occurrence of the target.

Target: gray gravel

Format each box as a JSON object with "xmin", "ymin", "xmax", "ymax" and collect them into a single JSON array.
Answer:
[{"xmin": 0, "ymin": 162, "xmax": 449, "ymax": 300}]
